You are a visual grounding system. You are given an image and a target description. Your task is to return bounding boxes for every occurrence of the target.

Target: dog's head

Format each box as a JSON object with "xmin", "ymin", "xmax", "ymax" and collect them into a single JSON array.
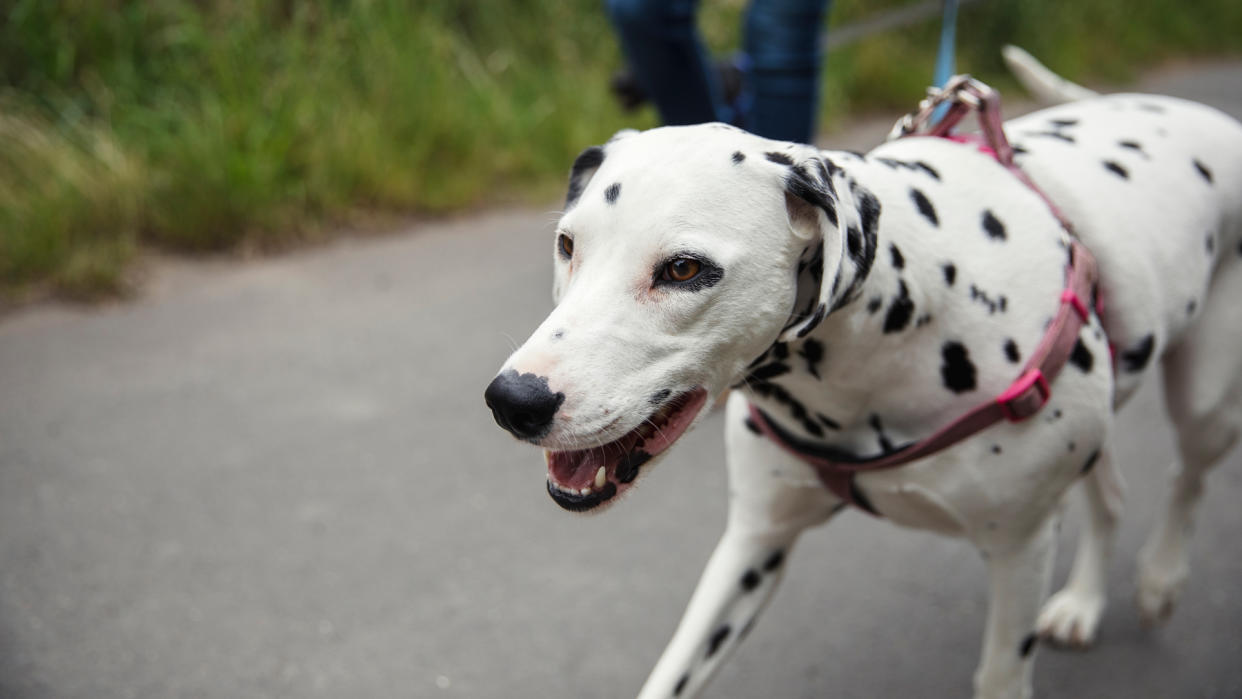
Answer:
[{"xmin": 484, "ymin": 124, "xmax": 879, "ymax": 512}]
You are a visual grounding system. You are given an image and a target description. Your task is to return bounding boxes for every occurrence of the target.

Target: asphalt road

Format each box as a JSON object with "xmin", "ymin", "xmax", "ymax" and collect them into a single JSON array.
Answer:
[{"xmin": 3, "ymin": 62, "xmax": 1242, "ymax": 699}]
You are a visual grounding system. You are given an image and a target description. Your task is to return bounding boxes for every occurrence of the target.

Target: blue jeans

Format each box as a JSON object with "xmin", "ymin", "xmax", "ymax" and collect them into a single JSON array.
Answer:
[{"xmin": 606, "ymin": 0, "xmax": 832, "ymax": 144}]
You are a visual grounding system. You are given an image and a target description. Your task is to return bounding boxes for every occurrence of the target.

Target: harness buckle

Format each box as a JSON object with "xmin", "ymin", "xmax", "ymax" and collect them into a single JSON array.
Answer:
[{"xmin": 997, "ymin": 369, "xmax": 1051, "ymax": 422}]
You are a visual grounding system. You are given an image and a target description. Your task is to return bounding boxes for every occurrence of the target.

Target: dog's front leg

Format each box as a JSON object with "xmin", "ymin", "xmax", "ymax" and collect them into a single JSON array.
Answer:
[
  {"xmin": 638, "ymin": 393, "xmax": 842, "ymax": 699},
  {"xmin": 973, "ymin": 513, "xmax": 1059, "ymax": 699}
]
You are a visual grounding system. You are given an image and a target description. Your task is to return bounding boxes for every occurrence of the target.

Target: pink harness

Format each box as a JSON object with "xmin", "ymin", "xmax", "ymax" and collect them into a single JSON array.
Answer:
[{"xmin": 748, "ymin": 77, "xmax": 1102, "ymax": 516}]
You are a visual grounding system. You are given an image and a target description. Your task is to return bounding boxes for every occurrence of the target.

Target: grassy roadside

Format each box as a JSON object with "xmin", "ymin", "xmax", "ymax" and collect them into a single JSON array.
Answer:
[{"xmin": 2, "ymin": 0, "xmax": 1240, "ymax": 301}]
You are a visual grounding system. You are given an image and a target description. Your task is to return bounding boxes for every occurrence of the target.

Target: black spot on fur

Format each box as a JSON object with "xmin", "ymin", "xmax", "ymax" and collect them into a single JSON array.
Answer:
[
  {"xmin": 1187, "ymin": 299, "xmax": 1197, "ymax": 316},
  {"xmin": 1081, "ymin": 450, "xmax": 1101, "ymax": 474},
  {"xmin": 749, "ymin": 362, "xmax": 791, "ymax": 381},
  {"xmin": 765, "ymin": 151, "xmax": 794, "ymax": 166},
  {"xmin": 747, "ymin": 381, "xmax": 817, "ymax": 438},
  {"xmin": 763, "ymin": 549, "xmax": 785, "ymax": 571},
  {"xmin": 847, "ymin": 225, "xmax": 863, "ymax": 259},
  {"xmin": 817, "ymin": 412, "xmax": 841, "ymax": 430},
  {"xmin": 674, "ymin": 673, "xmax": 689, "ymax": 696},
  {"xmin": 1121, "ymin": 334, "xmax": 1155, "ymax": 373},
  {"xmin": 1012, "ymin": 145, "xmax": 1029, "ymax": 155},
  {"xmin": 1004, "ymin": 339, "xmax": 1021, "ymax": 363},
  {"xmin": 1119, "ymin": 140, "xmax": 1145, "ymax": 154},
  {"xmin": 604, "ymin": 182, "xmax": 621, "ymax": 204},
  {"xmin": 800, "ymin": 338, "xmax": 825, "ymax": 378},
  {"xmin": 1138, "ymin": 102, "xmax": 1165, "ymax": 113},
  {"xmin": 795, "ymin": 305, "xmax": 827, "ymax": 339},
  {"xmin": 1027, "ymin": 131, "xmax": 1076, "ymax": 144},
  {"xmin": 1206, "ymin": 233, "xmax": 1216, "ymax": 254},
  {"xmin": 740, "ymin": 569, "xmax": 761, "ymax": 592},
  {"xmin": 732, "ymin": 151, "xmax": 745, "ymax": 164},
  {"xmin": 1019, "ymin": 633, "xmax": 1038, "ymax": 658},
  {"xmin": 982, "ymin": 210, "xmax": 1007, "ymax": 240},
  {"xmin": 1103, "ymin": 160, "xmax": 1129, "ymax": 179},
  {"xmin": 877, "ymin": 158, "xmax": 940, "ymax": 181},
  {"xmin": 650, "ymin": 389, "xmax": 671, "ymax": 405},
  {"xmin": 940, "ymin": 342, "xmax": 977, "ymax": 393},
  {"xmin": 707, "ymin": 625, "xmax": 731, "ymax": 658},
  {"xmin": 1070, "ymin": 339, "xmax": 1094, "ymax": 373},
  {"xmin": 992, "ymin": 445, "xmax": 1002, "ymax": 454},
  {"xmin": 869, "ymin": 414, "xmax": 895, "ymax": 453},
  {"xmin": 942, "ymin": 263, "xmax": 957, "ymax": 286},
  {"xmin": 883, "ymin": 280, "xmax": 915, "ymax": 334},
  {"xmin": 890, "ymin": 243, "xmax": 905, "ymax": 270},
  {"xmin": 1193, "ymin": 159, "xmax": 1213, "ymax": 183},
  {"xmin": 801, "ymin": 416, "xmax": 824, "ymax": 437},
  {"xmin": 1049, "ymin": 118, "xmax": 1078, "ymax": 128},
  {"xmin": 910, "ymin": 188, "xmax": 938, "ymax": 226},
  {"xmin": 866, "ymin": 296, "xmax": 883, "ymax": 314},
  {"xmin": 969, "ymin": 284, "xmax": 1005, "ymax": 314}
]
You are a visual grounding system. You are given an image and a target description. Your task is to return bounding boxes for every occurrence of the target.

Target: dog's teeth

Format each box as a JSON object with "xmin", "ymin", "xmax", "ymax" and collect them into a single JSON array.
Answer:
[
  {"xmin": 579, "ymin": 486, "xmax": 592, "ymax": 496},
  {"xmin": 594, "ymin": 466, "xmax": 606, "ymax": 489}
]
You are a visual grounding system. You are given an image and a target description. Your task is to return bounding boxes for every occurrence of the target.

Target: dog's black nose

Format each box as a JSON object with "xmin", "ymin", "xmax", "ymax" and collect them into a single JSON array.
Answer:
[{"xmin": 484, "ymin": 370, "xmax": 564, "ymax": 441}]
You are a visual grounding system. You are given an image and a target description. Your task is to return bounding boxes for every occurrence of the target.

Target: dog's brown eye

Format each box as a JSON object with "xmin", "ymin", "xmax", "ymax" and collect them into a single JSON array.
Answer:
[
  {"xmin": 664, "ymin": 257, "xmax": 701, "ymax": 282},
  {"xmin": 557, "ymin": 234, "xmax": 574, "ymax": 260}
]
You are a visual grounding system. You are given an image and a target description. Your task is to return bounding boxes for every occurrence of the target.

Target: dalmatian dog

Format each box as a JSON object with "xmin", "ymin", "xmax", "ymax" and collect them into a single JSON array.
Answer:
[{"xmin": 483, "ymin": 49, "xmax": 1242, "ymax": 699}]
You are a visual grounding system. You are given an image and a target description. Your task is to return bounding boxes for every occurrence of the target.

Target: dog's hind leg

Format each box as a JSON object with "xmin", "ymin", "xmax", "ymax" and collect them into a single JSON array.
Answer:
[
  {"xmin": 1137, "ymin": 262, "xmax": 1242, "ymax": 624},
  {"xmin": 1036, "ymin": 448, "xmax": 1125, "ymax": 646},
  {"xmin": 637, "ymin": 392, "xmax": 842, "ymax": 699},
  {"xmin": 974, "ymin": 514, "xmax": 1059, "ymax": 699}
]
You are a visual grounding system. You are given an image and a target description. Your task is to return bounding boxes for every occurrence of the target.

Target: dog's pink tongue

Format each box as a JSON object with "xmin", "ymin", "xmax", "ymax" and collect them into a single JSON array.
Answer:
[{"xmin": 546, "ymin": 448, "xmax": 608, "ymax": 490}]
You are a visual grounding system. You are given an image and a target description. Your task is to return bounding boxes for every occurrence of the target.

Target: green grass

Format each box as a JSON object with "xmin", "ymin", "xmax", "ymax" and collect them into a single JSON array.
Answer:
[{"xmin": 2, "ymin": 0, "xmax": 1240, "ymax": 300}]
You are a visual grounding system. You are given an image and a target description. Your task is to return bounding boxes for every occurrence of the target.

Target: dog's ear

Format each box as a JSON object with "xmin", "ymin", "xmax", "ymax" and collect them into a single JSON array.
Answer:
[
  {"xmin": 563, "ymin": 130, "xmax": 635, "ymax": 209},
  {"xmin": 779, "ymin": 153, "xmax": 880, "ymax": 341},
  {"xmin": 565, "ymin": 145, "xmax": 605, "ymax": 209}
]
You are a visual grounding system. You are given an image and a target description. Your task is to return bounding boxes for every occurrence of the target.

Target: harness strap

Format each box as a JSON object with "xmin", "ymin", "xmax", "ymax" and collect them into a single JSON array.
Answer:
[
  {"xmin": 750, "ymin": 76, "xmax": 1102, "ymax": 516},
  {"xmin": 749, "ymin": 241, "xmax": 1097, "ymax": 514}
]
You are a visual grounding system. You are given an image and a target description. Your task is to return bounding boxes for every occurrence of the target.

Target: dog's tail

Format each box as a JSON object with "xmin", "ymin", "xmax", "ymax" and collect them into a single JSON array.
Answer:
[{"xmin": 1002, "ymin": 45, "xmax": 1099, "ymax": 104}]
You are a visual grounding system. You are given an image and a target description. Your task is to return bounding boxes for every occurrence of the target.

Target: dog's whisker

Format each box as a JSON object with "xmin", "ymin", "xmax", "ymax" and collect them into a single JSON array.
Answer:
[{"xmin": 498, "ymin": 332, "xmax": 521, "ymax": 353}]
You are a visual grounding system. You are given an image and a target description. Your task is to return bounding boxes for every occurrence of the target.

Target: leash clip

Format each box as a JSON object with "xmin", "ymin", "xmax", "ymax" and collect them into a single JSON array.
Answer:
[{"xmin": 888, "ymin": 75, "xmax": 1016, "ymax": 168}]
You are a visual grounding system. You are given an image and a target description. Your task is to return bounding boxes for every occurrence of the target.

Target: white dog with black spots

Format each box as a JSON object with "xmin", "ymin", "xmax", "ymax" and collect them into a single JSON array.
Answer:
[{"xmin": 484, "ymin": 50, "xmax": 1242, "ymax": 699}]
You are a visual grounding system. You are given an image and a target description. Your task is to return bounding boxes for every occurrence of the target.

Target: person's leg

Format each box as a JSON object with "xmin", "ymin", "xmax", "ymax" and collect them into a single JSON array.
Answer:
[
  {"xmin": 606, "ymin": 0, "xmax": 727, "ymax": 125},
  {"xmin": 742, "ymin": 0, "xmax": 831, "ymax": 143}
]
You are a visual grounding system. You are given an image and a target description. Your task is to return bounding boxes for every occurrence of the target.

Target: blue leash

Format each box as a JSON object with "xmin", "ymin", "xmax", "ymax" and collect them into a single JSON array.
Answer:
[{"xmin": 931, "ymin": 0, "xmax": 959, "ymax": 123}]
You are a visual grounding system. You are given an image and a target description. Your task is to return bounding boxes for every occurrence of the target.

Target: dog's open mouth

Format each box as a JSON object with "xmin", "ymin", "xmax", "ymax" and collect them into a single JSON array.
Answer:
[{"xmin": 545, "ymin": 387, "xmax": 709, "ymax": 512}]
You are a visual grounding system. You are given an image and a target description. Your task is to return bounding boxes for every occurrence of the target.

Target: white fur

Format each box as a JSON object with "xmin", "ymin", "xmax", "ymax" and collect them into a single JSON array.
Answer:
[{"xmin": 491, "ymin": 73, "xmax": 1242, "ymax": 698}]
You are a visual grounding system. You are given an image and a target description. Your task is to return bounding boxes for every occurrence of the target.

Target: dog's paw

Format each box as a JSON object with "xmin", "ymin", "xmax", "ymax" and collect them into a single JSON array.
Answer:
[
  {"xmin": 1136, "ymin": 550, "xmax": 1188, "ymax": 625},
  {"xmin": 1036, "ymin": 589, "xmax": 1104, "ymax": 647}
]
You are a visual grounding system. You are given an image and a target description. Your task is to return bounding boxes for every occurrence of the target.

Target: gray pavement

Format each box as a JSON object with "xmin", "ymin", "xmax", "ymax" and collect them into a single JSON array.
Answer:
[{"xmin": 3, "ymin": 62, "xmax": 1242, "ymax": 699}]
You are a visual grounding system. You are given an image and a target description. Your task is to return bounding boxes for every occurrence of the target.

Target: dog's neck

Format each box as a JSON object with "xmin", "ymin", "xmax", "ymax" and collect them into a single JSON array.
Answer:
[{"xmin": 741, "ymin": 156, "xmax": 952, "ymax": 460}]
